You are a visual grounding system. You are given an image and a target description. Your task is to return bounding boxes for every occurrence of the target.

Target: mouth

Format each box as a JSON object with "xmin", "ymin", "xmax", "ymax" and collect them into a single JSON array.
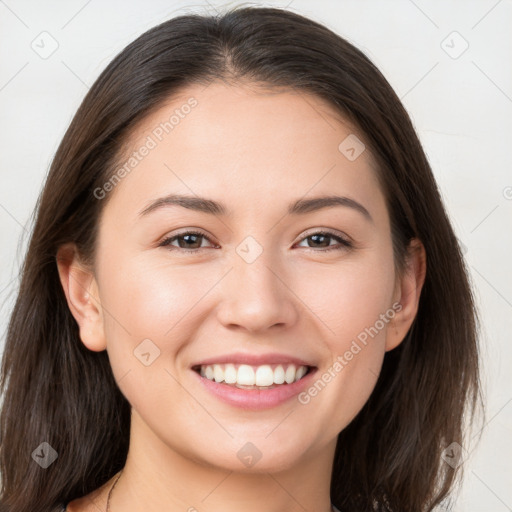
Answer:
[
  {"xmin": 189, "ymin": 352, "xmax": 319, "ymax": 409},
  {"xmin": 191, "ymin": 363, "xmax": 316, "ymax": 390}
]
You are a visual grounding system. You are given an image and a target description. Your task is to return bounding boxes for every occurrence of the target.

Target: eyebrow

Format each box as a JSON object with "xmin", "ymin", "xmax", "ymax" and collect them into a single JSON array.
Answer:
[{"xmin": 138, "ymin": 194, "xmax": 373, "ymax": 222}]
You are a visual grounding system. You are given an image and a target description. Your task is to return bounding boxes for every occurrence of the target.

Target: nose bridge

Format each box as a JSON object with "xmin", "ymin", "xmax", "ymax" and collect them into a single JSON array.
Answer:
[{"xmin": 216, "ymin": 235, "xmax": 298, "ymax": 332}]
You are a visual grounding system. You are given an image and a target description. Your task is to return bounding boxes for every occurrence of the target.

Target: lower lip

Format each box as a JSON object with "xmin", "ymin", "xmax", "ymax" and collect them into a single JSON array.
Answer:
[{"xmin": 191, "ymin": 368, "xmax": 317, "ymax": 410}]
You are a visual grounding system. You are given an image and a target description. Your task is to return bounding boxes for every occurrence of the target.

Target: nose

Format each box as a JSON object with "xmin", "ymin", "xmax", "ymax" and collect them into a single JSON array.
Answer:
[{"xmin": 216, "ymin": 249, "xmax": 299, "ymax": 333}]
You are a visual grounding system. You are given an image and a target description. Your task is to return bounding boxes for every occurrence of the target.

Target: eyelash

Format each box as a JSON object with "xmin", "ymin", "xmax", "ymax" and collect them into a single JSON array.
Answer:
[{"xmin": 158, "ymin": 229, "xmax": 353, "ymax": 253}]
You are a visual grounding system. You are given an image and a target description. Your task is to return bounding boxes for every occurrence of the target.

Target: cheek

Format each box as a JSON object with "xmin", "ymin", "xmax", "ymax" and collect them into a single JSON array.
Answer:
[
  {"xmin": 96, "ymin": 255, "xmax": 216, "ymax": 417},
  {"xmin": 95, "ymin": 251, "xmax": 221, "ymax": 391},
  {"xmin": 99, "ymin": 253, "xmax": 215, "ymax": 337},
  {"xmin": 294, "ymin": 249, "xmax": 396, "ymax": 346},
  {"xmin": 292, "ymin": 250, "xmax": 395, "ymax": 428}
]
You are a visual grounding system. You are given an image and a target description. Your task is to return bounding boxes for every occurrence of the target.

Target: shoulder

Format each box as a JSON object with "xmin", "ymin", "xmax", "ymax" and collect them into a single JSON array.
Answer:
[
  {"xmin": 65, "ymin": 474, "xmax": 117, "ymax": 512},
  {"xmin": 65, "ymin": 497, "xmax": 100, "ymax": 512},
  {"xmin": 65, "ymin": 494, "xmax": 105, "ymax": 512}
]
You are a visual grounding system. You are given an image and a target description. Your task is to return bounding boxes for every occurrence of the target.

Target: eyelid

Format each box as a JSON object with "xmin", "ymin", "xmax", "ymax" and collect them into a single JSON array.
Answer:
[
  {"xmin": 296, "ymin": 227, "xmax": 352, "ymax": 244},
  {"xmin": 159, "ymin": 227, "xmax": 353, "ymax": 253},
  {"xmin": 293, "ymin": 229, "xmax": 353, "ymax": 252},
  {"xmin": 158, "ymin": 228, "xmax": 217, "ymax": 248}
]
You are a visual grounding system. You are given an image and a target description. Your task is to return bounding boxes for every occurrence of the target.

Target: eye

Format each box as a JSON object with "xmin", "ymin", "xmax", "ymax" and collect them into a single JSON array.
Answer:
[
  {"xmin": 158, "ymin": 229, "xmax": 352, "ymax": 253},
  {"xmin": 158, "ymin": 230, "xmax": 216, "ymax": 251},
  {"xmin": 295, "ymin": 231, "xmax": 353, "ymax": 252}
]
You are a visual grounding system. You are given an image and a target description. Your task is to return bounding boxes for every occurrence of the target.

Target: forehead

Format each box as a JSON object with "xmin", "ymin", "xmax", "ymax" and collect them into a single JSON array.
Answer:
[{"xmin": 103, "ymin": 81, "xmax": 383, "ymax": 220}]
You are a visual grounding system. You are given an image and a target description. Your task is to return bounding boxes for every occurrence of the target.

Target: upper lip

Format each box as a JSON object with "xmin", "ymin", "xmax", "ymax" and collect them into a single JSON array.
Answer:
[{"xmin": 191, "ymin": 352, "xmax": 316, "ymax": 368}]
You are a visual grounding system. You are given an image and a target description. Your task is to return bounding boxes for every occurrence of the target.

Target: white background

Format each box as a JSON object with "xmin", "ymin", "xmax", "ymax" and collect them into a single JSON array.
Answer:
[{"xmin": 0, "ymin": 1, "xmax": 511, "ymax": 510}]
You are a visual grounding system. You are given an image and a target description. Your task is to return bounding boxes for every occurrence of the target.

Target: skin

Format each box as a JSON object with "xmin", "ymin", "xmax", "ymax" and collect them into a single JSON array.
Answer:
[{"xmin": 57, "ymin": 81, "xmax": 426, "ymax": 512}]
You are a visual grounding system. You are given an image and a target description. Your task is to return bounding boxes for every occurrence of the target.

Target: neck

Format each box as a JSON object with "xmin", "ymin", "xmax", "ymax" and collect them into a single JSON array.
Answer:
[{"xmin": 110, "ymin": 408, "xmax": 336, "ymax": 512}]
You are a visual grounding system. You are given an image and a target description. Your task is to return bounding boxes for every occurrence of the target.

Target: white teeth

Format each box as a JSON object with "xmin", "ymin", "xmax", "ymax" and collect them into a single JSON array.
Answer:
[
  {"xmin": 205, "ymin": 366, "xmax": 214, "ymax": 380},
  {"xmin": 273, "ymin": 365, "xmax": 285, "ymax": 384},
  {"xmin": 237, "ymin": 365, "xmax": 255, "ymax": 386},
  {"xmin": 213, "ymin": 364, "xmax": 224, "ymax": 383},
  {"xmin": 197, "ymin": 362, "xmax": 310, "ymax": 387},
  {"xmin": 285, "ymin": 364, "xmax": 296, "ymax": 384},
  {"xmin": 295, "ymin": 365, "xmax": 307, "ymax": 382},
  {"xmin": 255, "ymin": 365, "xmax": 274, "ymax": 387},
  {"xmin": 224, "ymin": 363, "xmax": 237, "ymax": 384}
]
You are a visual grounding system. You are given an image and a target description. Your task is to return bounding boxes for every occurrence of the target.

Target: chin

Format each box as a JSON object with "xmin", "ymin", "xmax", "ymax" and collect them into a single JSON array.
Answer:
[{"xmin": 190, "ymin": 434, "xmax": 313, "ymax": 474}]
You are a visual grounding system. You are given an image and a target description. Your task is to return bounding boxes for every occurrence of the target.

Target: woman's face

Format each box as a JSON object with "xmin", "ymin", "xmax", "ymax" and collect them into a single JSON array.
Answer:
[{"xmin": 81, "ymin": 82, "xmax": 411, "ymax": 472}]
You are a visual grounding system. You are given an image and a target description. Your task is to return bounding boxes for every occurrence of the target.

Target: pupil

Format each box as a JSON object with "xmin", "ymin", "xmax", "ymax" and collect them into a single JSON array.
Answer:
[
  {"xmin": 181, "ymin": 234, "xmax": 200, "ymax": 248},
  {"xmin": 310, "ymin": 234, "xmax": 328, "ymax": 247},
  {"xmin": 177, "ymin": 234, "xmax": 331, "ymax": 249}
]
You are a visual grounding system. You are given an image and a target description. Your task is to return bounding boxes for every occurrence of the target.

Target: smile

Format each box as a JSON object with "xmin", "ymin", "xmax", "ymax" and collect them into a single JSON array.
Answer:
[
  {"xmin": 193, "ymin": 363, "xmax": 312, "ymax": 389},
  {"xmin": 190, "ymin": 355, "xmax": 318, "ymax": 410}
]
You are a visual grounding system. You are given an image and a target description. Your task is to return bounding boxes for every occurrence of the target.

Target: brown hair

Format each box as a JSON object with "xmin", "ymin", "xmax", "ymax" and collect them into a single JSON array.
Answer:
[{"xmin": 0, "ymin": 6, "xmax": 483, "ymax": 512}]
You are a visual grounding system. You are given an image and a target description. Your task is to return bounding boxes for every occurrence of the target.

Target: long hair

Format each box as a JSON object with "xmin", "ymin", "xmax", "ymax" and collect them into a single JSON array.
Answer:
[{"xmin": 0, "ymin": 6, "xmax": 482, "ymax": 511}]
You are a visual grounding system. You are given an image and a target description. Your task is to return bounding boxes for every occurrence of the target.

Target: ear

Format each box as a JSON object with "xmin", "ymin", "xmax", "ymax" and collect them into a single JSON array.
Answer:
[
  {"xmin": 385, "ymin": 238, "xmax": 427, "ymax": 352},
  {"xmin": 56, "ymin": 243, "xmax": 107, "ymax": 352}
]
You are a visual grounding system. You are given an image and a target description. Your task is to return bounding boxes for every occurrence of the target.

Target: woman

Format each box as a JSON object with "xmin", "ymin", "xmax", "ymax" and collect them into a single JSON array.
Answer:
[{"xmin": 0, "ymin": 6, "xmax": 482, "ymax": 512}]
